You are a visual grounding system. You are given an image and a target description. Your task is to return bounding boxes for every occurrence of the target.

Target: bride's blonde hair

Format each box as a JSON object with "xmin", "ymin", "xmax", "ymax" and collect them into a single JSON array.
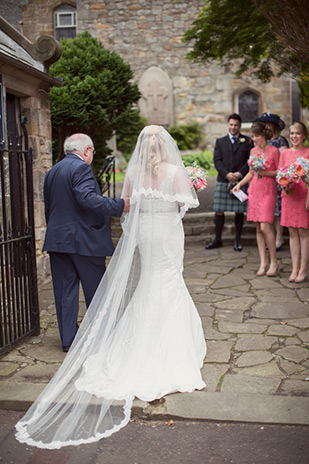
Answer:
[{"xmin": 139, "ymin": 125, "xmax": 166, "ymax": 176}]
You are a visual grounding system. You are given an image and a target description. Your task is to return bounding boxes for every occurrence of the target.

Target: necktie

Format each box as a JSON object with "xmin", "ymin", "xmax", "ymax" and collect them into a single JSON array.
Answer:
[{"xmin": 232, "ymin": 136, "xmax": 237, "ymax": 144}]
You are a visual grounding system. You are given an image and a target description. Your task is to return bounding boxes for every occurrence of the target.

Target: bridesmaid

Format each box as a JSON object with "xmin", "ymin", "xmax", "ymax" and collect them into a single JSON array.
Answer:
[
  {"xmin": 233, "ymin": 122, "xmax": 280, "ymax": 276},
  {"xmin": 255, "ymin": 113, "xmax": 289, "ymax": 251},
  {"xmin": 279, "ymin": 122, "xmax": 309, "ymax": 283}
]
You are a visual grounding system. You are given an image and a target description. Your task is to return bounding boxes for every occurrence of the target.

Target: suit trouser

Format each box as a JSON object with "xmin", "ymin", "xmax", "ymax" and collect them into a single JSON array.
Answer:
[{"xmin": 49, "ymin": 252, "xmax": 106, "ymax": 347}]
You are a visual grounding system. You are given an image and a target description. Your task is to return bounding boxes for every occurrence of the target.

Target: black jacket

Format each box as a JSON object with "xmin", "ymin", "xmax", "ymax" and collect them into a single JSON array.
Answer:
[{"xmin": 213, "ymin": 134, "xmax": 253, "ymax": 183}]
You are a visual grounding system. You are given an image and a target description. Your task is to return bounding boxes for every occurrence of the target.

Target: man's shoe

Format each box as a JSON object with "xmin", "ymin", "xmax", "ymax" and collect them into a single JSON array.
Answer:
[
  {"xmin": 233, "ymin": 240, "xmax": 242, "ymax": 251},
  {"xmin": 205, "ymin": 240, "xmax": 222, "ymax": 250},
  {"xmin": 62, "ymin": 345, "xmax": 70, "ymax": 352}
]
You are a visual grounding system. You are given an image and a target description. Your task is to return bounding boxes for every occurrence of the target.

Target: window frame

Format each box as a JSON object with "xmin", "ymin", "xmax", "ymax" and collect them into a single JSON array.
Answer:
[
  {"xmin": 236, "ymin": 89, "xmax": 261, "ymax": 128},
  {"xmin": 54, "ymin": 5, "xmax": 77, "ymax": 41}
]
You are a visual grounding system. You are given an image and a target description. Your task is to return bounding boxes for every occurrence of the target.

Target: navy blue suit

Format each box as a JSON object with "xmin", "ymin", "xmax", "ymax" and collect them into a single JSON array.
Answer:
[{"xmin": 43, "ymin": 153, "xmax": 124, "ymax": 347}]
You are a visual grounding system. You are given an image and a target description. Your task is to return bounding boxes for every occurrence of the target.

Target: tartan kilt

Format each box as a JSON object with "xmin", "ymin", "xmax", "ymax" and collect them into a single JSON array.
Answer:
[{"xmin": 212, "ymin": 182, "xmax": 248, "ymax": 213}]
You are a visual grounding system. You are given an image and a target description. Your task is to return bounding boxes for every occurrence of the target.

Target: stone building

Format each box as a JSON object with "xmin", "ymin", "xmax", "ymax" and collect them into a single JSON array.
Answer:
[
  {"xmin": 0, "ymin": 15, "xmax": 61, "ymax": 282},
  {"xmin": 14, "ymin": 0, "xmax": 307, "ymax": 147}
]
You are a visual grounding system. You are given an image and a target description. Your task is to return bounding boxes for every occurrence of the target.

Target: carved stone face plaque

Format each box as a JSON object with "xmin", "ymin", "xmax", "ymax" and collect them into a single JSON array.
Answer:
[{"xmin": 138, "ymin": 67, "xmax": 174, "ymax": 126}]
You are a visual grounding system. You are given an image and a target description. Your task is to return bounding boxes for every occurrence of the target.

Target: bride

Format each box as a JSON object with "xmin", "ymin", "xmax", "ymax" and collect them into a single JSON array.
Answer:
[{"xmin": 15, "ymin": 125, "xmax": 207, "ymax": 449}]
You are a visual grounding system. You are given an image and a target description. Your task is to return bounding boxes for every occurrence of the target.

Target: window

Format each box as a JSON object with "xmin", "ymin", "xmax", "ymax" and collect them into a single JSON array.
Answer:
[
  {"xmin": 238, "ymin": 90, "xmax": 260, "ymax": 123},
  {"xmin": 54, "ymin": 5, "xmax": 76, "ymax": 41}
]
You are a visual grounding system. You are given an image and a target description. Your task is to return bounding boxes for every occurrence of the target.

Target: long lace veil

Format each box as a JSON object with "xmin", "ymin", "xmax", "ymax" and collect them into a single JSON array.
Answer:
[{"xmin": 15, "ymin": 125, "xmax": 200, "ymax": 449}]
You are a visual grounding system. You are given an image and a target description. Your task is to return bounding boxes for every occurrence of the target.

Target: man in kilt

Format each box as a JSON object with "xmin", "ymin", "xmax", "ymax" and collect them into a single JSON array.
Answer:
[{"xmin": 206, "ymin": 113, "xmax": 253, "ymax": 251}]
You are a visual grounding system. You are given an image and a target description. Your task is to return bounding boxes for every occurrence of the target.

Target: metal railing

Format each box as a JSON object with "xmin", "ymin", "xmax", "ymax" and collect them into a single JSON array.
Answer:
[
  {"xmin": 0, "ymin": 138, "xmax": 39, "ymax": 353},
  {"xmin": 96, "ymin": 155, "xmax": 116, "ymax": 198}
]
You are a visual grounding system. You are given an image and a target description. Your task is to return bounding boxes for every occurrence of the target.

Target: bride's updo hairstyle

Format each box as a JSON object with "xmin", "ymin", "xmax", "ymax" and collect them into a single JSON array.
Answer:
[
  {"xmin": 250, "ymin": 121, "xmax": 272, "ymax": 140},
  {"xmin": 139, "ymin": 125, "xmax": 166, "ymax": 177}
]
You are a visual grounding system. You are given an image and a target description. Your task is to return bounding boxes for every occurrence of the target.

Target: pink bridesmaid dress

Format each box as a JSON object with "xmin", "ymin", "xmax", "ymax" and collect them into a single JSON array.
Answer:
[
  {"xmin": 247, "ymin": 145, "xmax": 280, "ymax": 223},
  {"xmin": 279, "ymin": 147, "xmax": 309, "ymax": 229}
]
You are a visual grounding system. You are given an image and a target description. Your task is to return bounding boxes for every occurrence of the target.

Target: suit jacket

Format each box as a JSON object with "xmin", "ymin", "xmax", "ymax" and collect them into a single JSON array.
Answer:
[
  {"xmin": 42, "ymin": 153, "xmax": 124, "ymax": 257},
  {"xmin": 213, "ymin": 134, "xmax": 253, "ymax": 183}
]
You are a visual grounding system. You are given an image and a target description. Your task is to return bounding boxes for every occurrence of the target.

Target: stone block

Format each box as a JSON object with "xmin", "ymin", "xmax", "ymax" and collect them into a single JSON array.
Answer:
[
  {"xmin": 253, "ymin": 288, "xmax": 299, "ymax": 302},
  {"xmin": 267, "ymin": 325, "xmax": 299, "ymax": 336},
  {"xmin": 279, "ymin": 379, "xmax": 309, "ymax": 397},
  {"xmin": 18, "ymin": 345, "xmax": 66, "ymax": 364},
  {"xmin": 276, "ymin": 346, "xmax": 309, "ymax": 363},
  {"xmin": 215, "ymin": 309, "xmax": 244, "ymax": 323},
  {"xmin": 220, "ymin": 374, "xmax": 281, "ymax": 395},
  {"xmin": 195, "ymin": 303, "xmax": 215, "ymax": 317},
  {"xmin": 218, "ymin": 321, "xmax": 267, "ymax": 334},
  {"xmin": 201, "ymin": 364, "xmax": 229, "ymax": 391},
  {"xmin": 0, "ymin": 362, "xmax": 19, "ymax": 376},
  {"xmin": 234, "ymin": 361, "xmax": 284, "ymax": 378},
  {"xmin": 287, "ymin": 319, "xmax": 309, "ymax": 329},
  {"xmin": 204, "ymin": 340, "xmax": 234, "ymax": 363},
  {"xmin": 214, "ymin": 296, "xmax": 256, "ymax": 311},
  {"xmin": 298, "ymin": 331, "xmax": 309, "ymax": 344},
  {"xmin": 235, "ymin": 351, "xmax": 273, "ymax": 367},
  {"xmin": 8, "ymin": 364, "xmax": 59, "ymax": 384},
  {"xmin": 280, "ymin": 361, "xmax": 306, "ymax": 376},
  {"xmin": 252, "ymin": 302, "xmax": 309, "ymax": 319},
  {"xmin": 235, "ymin": 335, "xmax": 277, "ymax": 351}
]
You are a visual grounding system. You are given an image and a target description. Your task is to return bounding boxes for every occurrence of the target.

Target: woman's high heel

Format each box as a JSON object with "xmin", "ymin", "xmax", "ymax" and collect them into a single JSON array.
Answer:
[
  {"xmin": 295, "ymin": 273, "xmax": 307, "ymax": 283},
  {"xmin": 256, "ymin": 265, "xmax": 267, "ymax": 277},
  {"xmin": 266, "ymin": 262, "xmax": 279, "ymax": 277}
]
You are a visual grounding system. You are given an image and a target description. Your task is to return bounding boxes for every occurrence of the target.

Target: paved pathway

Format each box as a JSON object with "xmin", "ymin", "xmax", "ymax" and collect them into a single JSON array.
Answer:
[{"xmin": 0, "ymin": 242, "xmax": 308, "ymax": 425}]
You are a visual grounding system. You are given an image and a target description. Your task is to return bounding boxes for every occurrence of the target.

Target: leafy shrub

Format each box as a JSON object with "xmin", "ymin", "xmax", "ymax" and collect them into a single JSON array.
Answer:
[
  {"xmin": 49, "ymin": 31, "xmax": 141, "ymax": 176},
  {"xmin": 181, "ymin": 150, "xmax": 213, "ymax": 171},
  {"xmin": 168, "ymin": 123, "xmax": 203, "ymax": 150},
  {"xmin": 116, "ymin": 115, "xmax": 148, "ymax": 162}
]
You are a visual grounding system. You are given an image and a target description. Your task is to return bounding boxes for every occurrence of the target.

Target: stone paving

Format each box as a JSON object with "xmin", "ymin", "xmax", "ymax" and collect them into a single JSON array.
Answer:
[
  {"xmin": 184, "ymin": 244, "xmax": 309, "ymax": 400},
  {"xmin": 0, "ymin": 242, "xmax": 309, "ymax": 425}
]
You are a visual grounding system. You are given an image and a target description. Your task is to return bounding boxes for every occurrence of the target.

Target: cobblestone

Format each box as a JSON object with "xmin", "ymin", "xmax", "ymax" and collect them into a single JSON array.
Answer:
[{"xmin": 0, "ymin": 242, "xmax": 308, "ymax": 425}]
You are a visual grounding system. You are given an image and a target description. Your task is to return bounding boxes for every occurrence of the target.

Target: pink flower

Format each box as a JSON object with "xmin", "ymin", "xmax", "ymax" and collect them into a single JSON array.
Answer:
[
  {"xmin": 194, "ymin": 180, "xmax": 203, "ymax": 189},
  {"xmin": 278, "ymin": 176, "xmax": 290, "ymax": 187},
  {"xmin": 294, "ymin": 164, "xmax": 305, "ymax": 177}
]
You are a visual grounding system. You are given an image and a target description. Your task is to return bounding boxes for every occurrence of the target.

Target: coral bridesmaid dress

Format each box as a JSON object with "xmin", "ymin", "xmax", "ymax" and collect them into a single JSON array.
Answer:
[
  {"xmin": 247, "ymin": 145, "xmax": 280, "ymax": 223},
  {"xmin": 279, "ymin": 148, "xmax": 309, "ymax": 229}
]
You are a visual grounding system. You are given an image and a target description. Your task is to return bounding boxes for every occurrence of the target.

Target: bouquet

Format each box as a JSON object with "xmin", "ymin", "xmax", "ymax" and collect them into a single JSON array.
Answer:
[
  {"xmin": 185, "ymin": 162, "xmax": 207, "ymax": 191},
  {"xmin": 290, "ymin": 157, "xmax": 309, "ymax": 188},
  {"xmin": 276, "ymin": 157, "xmax": 309, "ymax": 194},
  {"xmin": 248, "ymin": 150, "xmax": 266, "ymax": 179},
  {"xmin": 276, "ymin": 166, "xmax": 293, "ymax": 194}
]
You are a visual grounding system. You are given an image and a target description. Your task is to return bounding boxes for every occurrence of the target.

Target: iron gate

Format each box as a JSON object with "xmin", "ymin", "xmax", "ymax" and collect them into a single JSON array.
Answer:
[{"xmin": 0, "ymin": 98, "xmax": 40, "ymax": 353}]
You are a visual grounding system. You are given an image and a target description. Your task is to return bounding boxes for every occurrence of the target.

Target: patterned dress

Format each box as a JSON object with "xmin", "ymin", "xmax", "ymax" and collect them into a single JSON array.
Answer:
[
  {"xmin": 279, "ymin": 147, "xmax": 309, "ymax": 229},
  {"xmin": 247, "ymin": 145, "xmax": 280, "ymax": 223}
]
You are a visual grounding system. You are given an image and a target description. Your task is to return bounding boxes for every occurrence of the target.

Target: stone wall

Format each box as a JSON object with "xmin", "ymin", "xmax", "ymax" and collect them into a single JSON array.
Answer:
[
  {"xmin": 20, "ymin": 92, "xmax": 53, "ymax": 282},
  {"xmin": 19, "ymin": 0, "xmax": 301, "ymax": 147}
]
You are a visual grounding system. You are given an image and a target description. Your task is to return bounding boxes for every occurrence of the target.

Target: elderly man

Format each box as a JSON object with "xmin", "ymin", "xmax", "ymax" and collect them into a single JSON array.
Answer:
[
  {"xmin": 206, "ymin": 114, "xmax": 253, "ymax": 251},
  {"xmin": 43, "ymin": 133, "xmax": 129, "ymax": 351}
]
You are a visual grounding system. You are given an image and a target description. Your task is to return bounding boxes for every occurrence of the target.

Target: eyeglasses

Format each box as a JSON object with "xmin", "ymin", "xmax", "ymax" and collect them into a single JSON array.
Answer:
[{"xmin": 86, "ymin": 146, "xmax": 96, "ymax": 155}]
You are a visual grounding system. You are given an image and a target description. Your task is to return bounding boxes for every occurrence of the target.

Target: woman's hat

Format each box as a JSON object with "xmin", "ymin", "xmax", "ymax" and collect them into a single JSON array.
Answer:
[{"xmin": 255, "ymin": 113, "xmax": 285, "ymax": 131}]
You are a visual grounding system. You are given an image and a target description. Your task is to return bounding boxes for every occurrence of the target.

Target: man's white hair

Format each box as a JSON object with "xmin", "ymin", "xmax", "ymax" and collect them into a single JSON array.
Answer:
[{"xmin": 64, "ymin": 133, "xmax": 93, "ymax": 154}]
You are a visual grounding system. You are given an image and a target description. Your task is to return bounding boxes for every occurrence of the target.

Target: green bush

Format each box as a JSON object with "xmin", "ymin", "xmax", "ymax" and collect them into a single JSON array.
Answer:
[
  {"xmin": 116, "ymin": 115, "xmax": 148, "ymax": 162},
  {"xmin": 49, "ymin": 31, "xmax": 141, "ymax": 176},
  {"xmin": 181, "ymin": 150, "xmax": 213, "ymax": 171},
  {"xmin": 168, "ymin": 123, "xmax": 202, "ymax": 150}
]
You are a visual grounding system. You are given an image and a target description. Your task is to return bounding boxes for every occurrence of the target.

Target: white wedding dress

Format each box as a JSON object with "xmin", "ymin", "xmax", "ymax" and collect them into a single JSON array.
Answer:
[
  {"xmin": 75, "ymin": 195, "xmax": 206, "ymax": 401},
  {"xmin": 15, "ymin": 126, "xmax": 206, "ymax": 449}
]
